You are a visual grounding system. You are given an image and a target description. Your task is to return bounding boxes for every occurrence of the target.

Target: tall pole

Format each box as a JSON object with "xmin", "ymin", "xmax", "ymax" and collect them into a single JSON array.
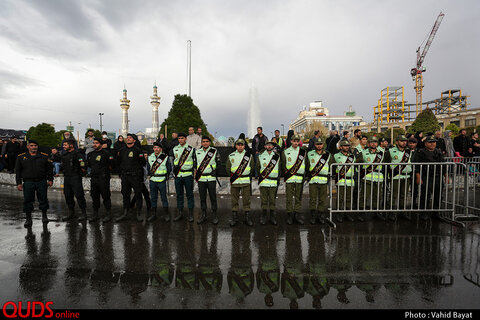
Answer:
[
  {"xmin": 99, "ymin": 113, "xmax": 104, "ymax": 133},
  {"xmin": 187, "ymin": 40, "xmax": 191, "ymax": 97}
]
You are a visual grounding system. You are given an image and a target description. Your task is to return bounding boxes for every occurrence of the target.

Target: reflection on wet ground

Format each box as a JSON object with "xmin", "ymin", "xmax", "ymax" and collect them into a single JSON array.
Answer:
[{"xmin": 0, "ymin": 184, "xmax": 479, "ymax": 309}]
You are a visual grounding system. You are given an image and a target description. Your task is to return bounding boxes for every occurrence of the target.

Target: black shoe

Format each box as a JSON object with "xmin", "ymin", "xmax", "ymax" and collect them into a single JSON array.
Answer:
[
  {"xmin": 24, "ymin": 212, "xmax": 32, "ymax": 228},
  {"xmin": 62, "ymin": 209, "xmax": 75, "ymax": 222},
  {"xmin": 78, "ymin": 209, "xmax": 87, "ymax": 222},
  {"xmin": 260, "ymin": 210, "xmax": 268, "ymax": 225},
  {"xmin": 387, "ymin": 213, "xmax": 396, "ymax": 221},
  {"xmin": 286, "ymin": 212, "xmax": 294, "ymax": 225},
  {"xmin": 188, "ymin": 209, "xmax": 194, "ymax": 223},
  {"xmin": 401, "ymin": 212, "xmax": 411, "ymax": 221},
  {"xmin": 174, "ymin": 209, "xmax": 184, "ymax": 222},
  {"xmin": 212, "ymin": 211, "xmax": 219, "ymax": 225},
  {"xmin": 147, "ymin": 208, "xmax": 157, "ymax": 222},
  {"xmin": 245, "ymin": 211, "xmax": 254, "ymax": 227},
  {"xmin": 41, "ymin": 210, "xmax": 49, "ymax": 224},
  {"xmin": 163, "ymin": 207, "xmax": 170, "ymax": 222},
  {"xmin": 335, "ymin": 214, "xmax": 343, "ymax": 223},
  {"xmin": 115, "ymin": 209, "xmax": 129, "ymax": 222},
  {"xmin": 89, "ymin": 209, "xmax": 99, "ymax": 223},
  {"xmin": 376, "ymin": 213, "xmax": 386, "ymax": 221},
  {"xmin": 102, "ymin": 210, "xmax": 112, "ymax": 223},
  {"xmin": 310, "ymin": 210, "xmax": 317, "ymax": 225},
  {"xmin": 270, "ymin": 211, "xmax": 278, "ymax": 225},
  {"xmin": 198, "ymin": 210, "xmax": 207, "ymax": 224},
  {"xmin": 318, "ymin": 211, "xmax": 326, "ymax": 224},
  {"xmin": 230, "ymin": 211, "xmax": 238, "ymax": 227},
  {"xmin": 294, "ymin": 212, "xmax": 304, "ymax": 225},
  {"xmin": 345, "ymin": 214, "xmax": 355, "ymax": 222}
]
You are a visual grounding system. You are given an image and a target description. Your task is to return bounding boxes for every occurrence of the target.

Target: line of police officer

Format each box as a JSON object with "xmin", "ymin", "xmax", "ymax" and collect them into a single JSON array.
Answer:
[{"xmin": 15, "ymin": 132, "xmax": 444, "ymax": 228}]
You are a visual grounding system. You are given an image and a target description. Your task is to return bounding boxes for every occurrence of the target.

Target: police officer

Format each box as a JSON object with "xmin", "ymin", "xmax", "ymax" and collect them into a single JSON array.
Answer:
[
  {"xmin": 115, "ymin": 133, "xmax": 146, "ymax": 222},
  {"xmin": 282, "ymin": 134, "xmax": 306, "ymax": 225},
  {"xmin": 226, "ymin": 139, "xmax": 254, "ymax": 227},
  {"xmin": 195, "ymin": 136, "xmax": 220, "ymax": 224},
  {"xmin": 15, "ymin": 140, "xmax": 53, "ymax": 228},
  {"xmin": 358, "ymin": 136, "xmax": 391, "ymax": 220},
  {"xmin": 147, "ymin": 142, "xmax": 171, "ymax": 222},
  {"xmin": 332, "ymin": 140, "xmax": 357, "ymax": 222},
  {"xmin": 61, "ymin": 139, "xmax": 88, "ymax": 222},
  {"xmin": 413, "ymin": 135, "xmax": 445, "ymax": 220},
  {"xmin": 306, "ymin": 138, "xmax": 333, "ymax": 224},
  {"xmin": 388, "ymin": 135, "xmax": 413, "ymax": 220},
  {"xmin": 172, "ymin": 132, "xmax": 196, "ymax": 222},
  {"xmin": 256, "ymin": 139, "xmax": 281, "ymax": 225},
  {"xmin": 86, "ymin": 137, "xmax": 113, "ymax": 223}
]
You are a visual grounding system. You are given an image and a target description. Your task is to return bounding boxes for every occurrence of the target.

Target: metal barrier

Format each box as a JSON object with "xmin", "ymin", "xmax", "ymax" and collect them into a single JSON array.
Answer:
[{"xmin": 328, "ymin": 162, "xmax": 467, "ymax": 228}]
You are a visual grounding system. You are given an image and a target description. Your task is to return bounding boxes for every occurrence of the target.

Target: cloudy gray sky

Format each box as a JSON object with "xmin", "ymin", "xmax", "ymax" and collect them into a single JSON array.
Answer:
[{"xmin": 1, "ymin": 0, "xmax": 479, "ymax": 139}]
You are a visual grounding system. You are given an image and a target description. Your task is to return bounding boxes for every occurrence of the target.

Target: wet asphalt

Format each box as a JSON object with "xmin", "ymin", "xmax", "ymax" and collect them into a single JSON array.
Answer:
[{"xmin": 0, "ymin": 184, "xmax": 479, "ymax": 310}]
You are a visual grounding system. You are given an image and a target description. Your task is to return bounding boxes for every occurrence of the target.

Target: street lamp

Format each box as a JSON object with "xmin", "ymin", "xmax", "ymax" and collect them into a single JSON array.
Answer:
[
  {"xmin": 281, "ymin": 124, "xmax": 284, "ymax": 136},
  {"xmin": 99, "ymin": 113, "xmax": 104, "ymax": 133}
]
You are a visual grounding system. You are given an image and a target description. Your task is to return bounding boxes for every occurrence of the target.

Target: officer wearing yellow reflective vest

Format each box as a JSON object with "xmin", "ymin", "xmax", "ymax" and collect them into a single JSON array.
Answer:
[
  {"xmin": 387, "ymin": 135, "xmax": 413, "ymax": 220},
  {"xmin": 147, "ymin": 141, "xmax": 171, "ymax": 222},
  {"xmin": 195, "ymin": 136, "xmax": 220, "ymax": 225},
  {"xmin": 226, "ymin": 139, "xmax": 255, "ymax": 227},
  {"xmin": 281, "ymin": 134, "xmax": 306, "ymax": 225},
  {"xmin": 256, "ymin": 139, "xmax": 281, "ymax": 225},
  {"xmin": 332, "ymin": 139, "xmax": 358, "ymax": 222},
  {"xmin": 305, "ymin": 137, "xmax": 333, "ymax": 224},
  {"xmin": 357, "ymin": 136, "xmax": 392, "ymax": 220}
]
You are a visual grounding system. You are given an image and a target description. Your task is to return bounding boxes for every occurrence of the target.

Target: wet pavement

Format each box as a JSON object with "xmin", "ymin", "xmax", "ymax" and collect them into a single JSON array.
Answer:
[{"xmin": 0, "ymin": 184, "xmax": 479, "ymax": 310}]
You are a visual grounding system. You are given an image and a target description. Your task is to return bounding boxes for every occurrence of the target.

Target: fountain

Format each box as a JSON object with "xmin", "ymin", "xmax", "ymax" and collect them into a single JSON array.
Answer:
[{"xmin": 247, "ymin": 82, "xmax": 262, "ymax": 139}]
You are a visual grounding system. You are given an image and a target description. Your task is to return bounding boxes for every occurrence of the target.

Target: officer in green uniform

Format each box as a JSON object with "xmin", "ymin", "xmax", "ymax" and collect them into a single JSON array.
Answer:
[
  {"xmin": 306, "ymin": 137, "xmax": 333, "ymax": 224},
  {"xmin": 15, "ymin": 140, "xmax": 54, "ymax": 228},
  {"xmin": 332, "ymin": 139, "xmax": 357, "ymax": 222},
  {"xmin": 147, "ymin": 142, "xmax": 171, "ymax": 222},
  {"xmin": 256, "ymin": 139, "xmax": 280, "ymax": 225},
  {"xmin": 172, "ymin": 132, "xmax": 196, "ymax": 222},
  {"xmin": 226, "ymin": 139, "xmax": 255, "ymax": 227},
  {"xmin": 358, "ymin": 136, "xmax": 391, "ymax": 220},
  {"xmin": 388, "ymin": 135, "xmax": 412, "ymax": 220},
  {"xmin": 195, "ymin": 136, "xmax": 220, "ymax": 225},
  {"xmin": 281, "ymin": 134, "xmax": 306, "ymax": 225}
]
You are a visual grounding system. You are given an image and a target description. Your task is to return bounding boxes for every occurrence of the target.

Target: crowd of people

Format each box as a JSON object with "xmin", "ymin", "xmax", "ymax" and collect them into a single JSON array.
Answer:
[{"xmin": 8, "ymin": 125, "xmax": 479, "ymax": 229}]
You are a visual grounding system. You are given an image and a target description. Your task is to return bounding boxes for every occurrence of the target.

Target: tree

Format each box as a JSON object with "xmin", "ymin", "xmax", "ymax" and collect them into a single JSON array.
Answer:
[
  {"xmin": 85, "ymin": 128, "xmax": 102, "ymax": 138},
  {"xmin": 160, "ymin": 94, "xmax": 210, "ymax": 138},
  {"xmin": 26, "ymin": 123, "xmax": 62, "ymax": 147},
  {"xmin": 407, "ymin": 108, "xmax": 440, "ymax": 135},
  {"xmin": 445, "ymin": 123, "xmax": 460, "ymax": 135}
]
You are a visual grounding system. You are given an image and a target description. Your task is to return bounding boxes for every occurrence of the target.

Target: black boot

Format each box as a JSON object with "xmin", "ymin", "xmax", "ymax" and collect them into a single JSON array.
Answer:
[
  {"xmin": 345, "ymin": 213, "xmax": 355, "ymax": 222},
  {"xmin": 401, "ymin": 212, "xmax": 411, "ymax": 221},
  {"xmin": 310, "ymin": 210, "xmax": 317, "ymax": 224},
  {"xmin": 286, "ymin": 212, "xmax": 294, "ymax": 225},
  {"xmin": 260, "ymin": 210, "xmax": 268, "ymax": 225},
  {"xmin": 198, "ymin": 210, "xmax": 207, "ymax": 224},
  {"xmin": 24, "ymin": 212, "xmax": 32, "ymax": 228},
  {"xmin": 147, "ymin": 208, "xmax": 157, "ymax": 222},
  {"xmin": 245, "ymin": 211, "xmax": 254, "ymax": 227},
  {"xmin": 387, "ymin": 213, "xmax": 396, "ymax": 221},
  {"xmin": 335, "ymin": 213, "xmax": 343, "ymax": 223},
  {"xmin": 376, "ymin": 213, "xmax": 386, "ymax": 221},
  {"xmin": 294, "ymin": 212, "xmax": 304, "ymax": 225},
  {"xmin": 174, "ymin": 209, "xmax": 184, "ymax": 222},
  {"xmin": 41, "ymin": 210, "xmax": 49, "ymax": 224},
  {"xmin": 270, "ymin": 211, "xmax": 278, "ymax": 225},
  {"xmin": 115, "ymin": 208, "xmax": 129, "ymax": 222},
  {"xmin": 163, "ymin": 207, "xmax": 170, "ymax": 222},
  {"xmin": 230, "ymin": 211, "xmax": 238, "ymax": 227},
  {"xmin": 62, "ymin": 208, "xmax": 75, "ymax": 221},
  {"xmin": 102, "ymin": 209, "xmax": 112, "ymax": 223},
  {"xmin": 78, "ymin": 208, "xmax": 87, "ymax": 222},
  {"xmin": 188, "ymin": 208, "xmax": 194, "ymax": 223},
  {"xmin": 89, "ymin": 209, "xmax": 99, "ymax": 223},
  {"xmin": 318, "ymin": 210, "xmax": 326, "ymax": 224},
  {"xmin": 212, "ymin": 210, "xmax": 218, "ymax": 225},
  {"xmin": 136, "ymin": 209, "xmax": 144, "ymax": 222}
]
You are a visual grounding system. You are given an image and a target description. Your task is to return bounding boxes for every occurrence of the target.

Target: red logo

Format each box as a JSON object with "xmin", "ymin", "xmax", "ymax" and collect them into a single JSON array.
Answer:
[{"xmin": 2, "ymin": 301, "xmax": 54, "ymax": 318}]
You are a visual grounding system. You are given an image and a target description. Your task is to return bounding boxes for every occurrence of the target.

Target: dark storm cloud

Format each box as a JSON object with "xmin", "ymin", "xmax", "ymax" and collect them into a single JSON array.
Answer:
[{"xmin": 0, "ymin": 68, "xmax": 40, "ymax": 97}]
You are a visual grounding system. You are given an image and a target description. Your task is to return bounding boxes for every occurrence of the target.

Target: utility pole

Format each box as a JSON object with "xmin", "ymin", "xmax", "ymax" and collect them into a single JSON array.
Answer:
[
  {"xmin": 99, "ymin": 113, "xmax": 104, "ymax": 132},
  {"xmin": 187, "ymin": 40, "xmax": 192, "ymax": 97}
]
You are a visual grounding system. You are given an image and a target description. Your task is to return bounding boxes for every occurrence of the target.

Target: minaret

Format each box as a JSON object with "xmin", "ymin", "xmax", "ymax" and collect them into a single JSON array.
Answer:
[
  {"xmin": 150, "ymin": 82, "xmax": 160, "ymax": 138},
  {"xmin": 120, "ymin": 86, "xmax": 130, "ymax": 137}
]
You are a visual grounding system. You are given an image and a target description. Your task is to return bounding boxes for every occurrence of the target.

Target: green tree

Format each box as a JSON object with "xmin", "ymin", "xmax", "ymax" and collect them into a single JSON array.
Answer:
[
  {"xmin": 407, "ymin": 108, "xmax": 440, "ymax": 135},
  {"xmin": 444, "ymin": 123, "xmax": 460, "ymax": 135},
  {"xmin": 26, "ymin": 123, "xmax": 62, "ymax": 147},
  {"xmin": 160, "ymin": 94, "xmax": 210, "ymax": 138}
]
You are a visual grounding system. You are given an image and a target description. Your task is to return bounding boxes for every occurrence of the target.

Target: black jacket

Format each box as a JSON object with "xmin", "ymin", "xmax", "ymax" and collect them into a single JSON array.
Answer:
[
  {"xmin": 15, "ymin": 151, "xmax": 53, "ymax": 185},
  {"xmin": 87, "ymin": 149, "xmax": 113, "ymax": 177},
  {"xmin": 117, "ymin": 145, "xmax": 146, "ymax": 174},
  {"xmin": 61, "ymin": 150, "xmax": 85, "ymax": 176}
]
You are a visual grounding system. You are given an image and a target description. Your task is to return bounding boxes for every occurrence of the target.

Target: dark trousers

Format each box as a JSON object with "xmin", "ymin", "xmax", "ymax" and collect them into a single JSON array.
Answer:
[
  {"xmin": 130, "ymin": 184, "xmax": 151, "ymax": 209},
  {"xmin": 7, "ymin": 153, "xmax": 16, "ymax": 171},
  {"xmin": 174, "ymin": 175, "xmax": 194, "ymax": 209},
  {"xmin": 91, "ymin": 175, "xmax": 111, "ymax": 210},
  {"xmin": 150, "ymin": 180, "xmax": 168, "ymax": 209},
  {"xmin": 419, "ymin": 175, "xmax": 443, "ymax": 210},
  {"xmin": 198, "ymin": 180, "xmax": 217, "ymax": 211},
  {"xmin": 23, "ymin": 180, "xmax": 49, "ymax": 213},
  {"xmin": 121, "ymin": 174, "xmax": 144, "ymax": 210},
  {"xmin": 64, "ymin": 175, "xmax": 86, "ymax": 210}
]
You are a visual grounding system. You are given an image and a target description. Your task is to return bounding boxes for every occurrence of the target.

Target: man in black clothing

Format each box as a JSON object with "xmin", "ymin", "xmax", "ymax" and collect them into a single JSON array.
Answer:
[
  {"xmin": 15, "ymin": 140, "xmax": 53, "ymax": 228},
  {"xmin": 307, "ymin": 130, "xmax": 321, "ymax": 151},
  {"xmin": 5, "ymin": 136, "xmax": 21, "ymax": 173},
  {"xmin": 453, "ymin": 129, "xmax": 469, "ymax": 157},
  {"xmin": 100, "ymin": 131, "xmax": 113, "ymax": 151},
  {"xmin": 327, "ymin": 130, "xmax": 340, "ymax": 154},
  {"xmin": 115, "ymin": 133, "xmax": 146, "ymax": 222},
  {"xmin": 252, "ymin": 126, "xmax": 268, "ymax": 177},
  {"xmin": 87, "ymin": 138, "xmax": 114, "ymax": 223},
  {"xmin": 61, "ymin": 139, "xmax": 88, "ymax": 222}
]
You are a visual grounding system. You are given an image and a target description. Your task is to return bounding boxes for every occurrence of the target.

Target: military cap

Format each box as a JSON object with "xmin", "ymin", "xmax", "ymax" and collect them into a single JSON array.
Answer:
[
  {"xmin": 368, "ymin": 136, "xmax": 378, "ymax": 142},
  {"xmin": 396, "ymin": 135, "xmax": 408, "ymax": 141},
  {"xmin": 27, "ymin": 139, "xmax": 39, "ymax": 145},
  {"xmin": 408, "ymin": 137, "xmax": 418, "ymax": 143},
  {"xmin": 93, "ymin": 137, "xmax": 103, "ymax": 143},
  {"xmin": 235, "ymin": 139, "xmax": 245, "ymax": 145},
  {"xmin": 339, "ymin": 139, "xmax": 350, "ymax": 146},
  {"xmin": 201, "ymin": 135, "xmax": 211, "ymax": 142},
  {"xmin": 153, "ymin": 141, "xmax": 163, "ymax": 148},
  {"xmin": 314, "ymin": 137, "xmax": 325, "ymax": 144},
  {"xmin": 425, "ymin": 135, "xmax": 438, "ymax": 143},
  {"xmin": 265, "ymin": 139, "xmax": 277, "ymax": 146},
  {"xmin": 177, "ymin": 132, "xmax": 187, "ymax": 138},
  {"xmin": 291, "ymin": 134, "xmax": 301, "ymax": 141}
]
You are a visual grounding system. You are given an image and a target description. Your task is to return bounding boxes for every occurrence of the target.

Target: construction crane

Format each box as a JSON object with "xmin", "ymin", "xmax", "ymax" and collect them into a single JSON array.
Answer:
[{"xmin": 410, "ymin": 11, "xmax": 445, "ymax": 116}]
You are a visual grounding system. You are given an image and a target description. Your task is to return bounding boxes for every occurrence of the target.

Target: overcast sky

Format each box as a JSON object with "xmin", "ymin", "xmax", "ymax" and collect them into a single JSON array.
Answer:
[{"xmin": 1, "ymin": 0, "xmax": 479, "ymax": 139}]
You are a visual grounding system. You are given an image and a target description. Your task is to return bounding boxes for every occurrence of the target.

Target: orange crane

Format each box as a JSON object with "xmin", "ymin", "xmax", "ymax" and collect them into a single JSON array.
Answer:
[{"xmin": 410, "ymin": 11, "xmax": 445, "ymax": 116}]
